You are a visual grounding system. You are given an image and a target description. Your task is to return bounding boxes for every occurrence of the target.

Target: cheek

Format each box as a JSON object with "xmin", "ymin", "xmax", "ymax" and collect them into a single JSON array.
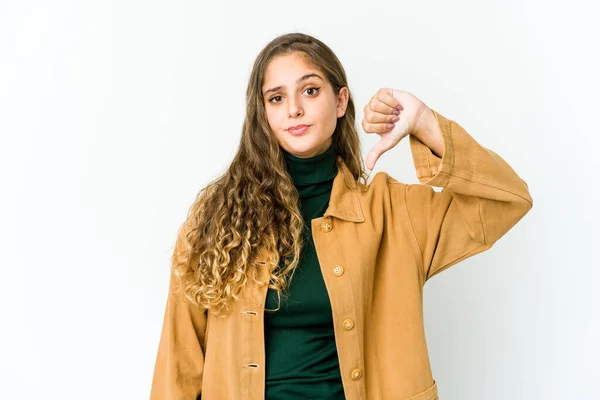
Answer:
[
  {"xmin": 316, "ymin": 107, "xmax": 338, "ymax": 130},
  {"xmin": 266, "ymin": 108, "xmax": 283, "ymax": 130},
  {"xmin": 265, "ymin": 110, "xmax": 284, "ymax": 140}
]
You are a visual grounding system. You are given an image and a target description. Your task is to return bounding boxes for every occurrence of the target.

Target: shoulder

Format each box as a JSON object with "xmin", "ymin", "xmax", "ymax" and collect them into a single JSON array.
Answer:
[
  {"xmin": 353, "ymin": 171, "xmax": 409, "ymax": 208},
  {"xmin": 358, "ymin": 170, "xmax": 446, "ymax": 206},
  {"xmin": 362, "ymin": 170, "xmax": 408, "ymax": 193}
]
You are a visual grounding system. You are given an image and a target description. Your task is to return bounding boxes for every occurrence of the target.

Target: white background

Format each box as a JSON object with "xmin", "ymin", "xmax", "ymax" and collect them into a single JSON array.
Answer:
[{"xmin": 1, "ymin": 0, "xmax": 598, "ymax": 399}]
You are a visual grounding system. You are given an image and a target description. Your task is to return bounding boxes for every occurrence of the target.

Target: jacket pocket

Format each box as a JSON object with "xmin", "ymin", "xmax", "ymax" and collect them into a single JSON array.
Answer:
[{"xmin": 407, "ymin": 380, "xmax": 438, "ymax": 400}]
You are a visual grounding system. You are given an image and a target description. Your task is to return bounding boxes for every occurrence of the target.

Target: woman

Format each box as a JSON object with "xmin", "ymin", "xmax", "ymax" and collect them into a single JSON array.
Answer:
[{"xmin": 149, "ymin": 32, "xmax": 533, "ymax": 400}]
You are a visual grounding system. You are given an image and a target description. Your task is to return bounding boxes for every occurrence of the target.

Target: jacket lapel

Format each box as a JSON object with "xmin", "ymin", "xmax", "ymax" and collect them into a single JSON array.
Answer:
[
  {"xmin": 323, "ymin": 156, "xmax": 365, "ymax": 223},
  {"xmin": 253, "ymin": 156, "xmax": 365, "ymax": 266}
]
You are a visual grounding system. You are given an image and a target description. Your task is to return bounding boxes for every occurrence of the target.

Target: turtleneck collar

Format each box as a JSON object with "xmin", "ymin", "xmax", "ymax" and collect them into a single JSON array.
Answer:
[{"xmin": 282, "ymin": 141, "xmax": 338, "ymax": 198}]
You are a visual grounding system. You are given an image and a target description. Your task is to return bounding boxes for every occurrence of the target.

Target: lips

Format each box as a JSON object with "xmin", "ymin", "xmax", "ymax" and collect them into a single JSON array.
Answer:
[
  {"xmin": 288, "ymin": 124, "xmax": 310, "ymax": 130},
  {"xmin": 288, "ymin": 125, "xmax": 311, "ymax": 136}
]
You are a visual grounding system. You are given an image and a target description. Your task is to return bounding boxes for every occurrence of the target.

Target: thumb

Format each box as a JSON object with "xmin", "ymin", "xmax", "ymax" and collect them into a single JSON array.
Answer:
[{"xmin": 366, "ymin": 138, "xmax": 396, "ymax": 171}]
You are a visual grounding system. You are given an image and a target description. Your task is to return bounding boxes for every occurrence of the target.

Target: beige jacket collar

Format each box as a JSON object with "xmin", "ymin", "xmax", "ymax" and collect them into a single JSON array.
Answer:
[{"xmin": 323, "ymin": 156, "xmax": 365, "ymax": 223}]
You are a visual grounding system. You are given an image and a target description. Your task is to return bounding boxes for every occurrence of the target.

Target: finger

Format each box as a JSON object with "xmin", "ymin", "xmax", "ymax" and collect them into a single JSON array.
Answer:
[
  {"xmin": 365, "ymin": 109, "xmax": 401, "ymax": 124},
  {"xmin": 363, "ymin": 88, "xmax": 403, "ymax": 116},
  {"xmin": 366, "ymin": 95, "xmax": 396, "ymax": 115},
  {"xmin": 365, "ymin": 137, "xmax": 396, "ymax": 171},
  {"xmin": 361, "ymin": 118, "xmax": 396, "ymax": 134},
  {"xmin": 380, "ymin": 88, "xmax": 403, "ymax": 110}
]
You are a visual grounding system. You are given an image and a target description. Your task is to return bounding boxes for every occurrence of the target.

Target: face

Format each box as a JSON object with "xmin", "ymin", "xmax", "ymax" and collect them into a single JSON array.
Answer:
[{"xmin": 262, "ymin": 52, "xmax": 349, "ymax": 158}]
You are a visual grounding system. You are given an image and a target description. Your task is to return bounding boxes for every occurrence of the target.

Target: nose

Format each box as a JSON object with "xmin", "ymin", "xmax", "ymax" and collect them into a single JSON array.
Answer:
[{"xmin": 287, "ymin": 95, "xmax": 303, "ymax": 118}]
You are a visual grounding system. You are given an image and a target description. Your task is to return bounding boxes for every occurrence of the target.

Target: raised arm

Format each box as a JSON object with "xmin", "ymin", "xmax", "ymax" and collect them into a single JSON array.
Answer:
[{"xmin": 390, "ymin": 109, "xmax": 533, "ymax": 281}]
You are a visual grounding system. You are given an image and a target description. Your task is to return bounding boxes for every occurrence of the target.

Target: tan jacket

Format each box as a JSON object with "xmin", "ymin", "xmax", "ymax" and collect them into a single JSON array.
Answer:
[{"xmin": 150, "ymin": 110, "xmax": 533, "ymax": 400}]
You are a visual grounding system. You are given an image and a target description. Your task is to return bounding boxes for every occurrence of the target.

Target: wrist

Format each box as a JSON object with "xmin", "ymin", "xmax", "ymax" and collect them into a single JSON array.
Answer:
[
  {"xmin": 411, "ymin": 107, "xmax": 444, "ymax": 158},
  {"xmin": 412, "ymin": 106, "xmax": 436, "ymax": 141}
]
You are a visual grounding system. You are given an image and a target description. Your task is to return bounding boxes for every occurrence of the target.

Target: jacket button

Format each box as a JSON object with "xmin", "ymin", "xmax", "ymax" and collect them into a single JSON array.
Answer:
[
  {"xmin": 351, "ymin": 368, "xmax": 362, "ymax": 380},
  {"xmin": 343, "ymin": 319, "xmax": 354, "ymax": 330},
  {"xmin": 321, "ymin": 217, "xmax": 332, "ymax": 232},
  {"xmin": 333, "ymin": 265, "xmax": 344, "ymax": 276}
]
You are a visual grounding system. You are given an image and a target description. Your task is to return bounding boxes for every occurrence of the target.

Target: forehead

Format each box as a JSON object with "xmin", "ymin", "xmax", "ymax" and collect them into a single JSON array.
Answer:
[{"xmin": 262, "ymin": 53, "xmax": 322, "ymax": 88}]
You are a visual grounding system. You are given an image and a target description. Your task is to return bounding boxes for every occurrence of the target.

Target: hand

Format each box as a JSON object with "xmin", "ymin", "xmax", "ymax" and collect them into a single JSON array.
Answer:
[{"xmin": 361, "ymin": 88, "xmax": 430, "ymax": 170}]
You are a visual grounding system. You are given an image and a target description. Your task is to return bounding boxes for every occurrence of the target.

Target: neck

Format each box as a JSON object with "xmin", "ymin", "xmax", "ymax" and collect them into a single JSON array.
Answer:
[{"xmin": 282, "ymin": 141, "xmax": 338, "ymax": 198}]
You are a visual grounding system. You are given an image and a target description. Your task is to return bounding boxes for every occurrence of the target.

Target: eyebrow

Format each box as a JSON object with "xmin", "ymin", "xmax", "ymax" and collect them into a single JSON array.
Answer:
[{"xmin": 263, "ymin": 73, "xmax": 323, "ymax": 96}]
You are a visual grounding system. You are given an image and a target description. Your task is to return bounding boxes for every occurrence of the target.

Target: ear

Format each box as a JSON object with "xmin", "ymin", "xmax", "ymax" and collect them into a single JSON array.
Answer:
[{"xmin": 336, "ymin": 86, "xmax": 349, "ymax": 118}]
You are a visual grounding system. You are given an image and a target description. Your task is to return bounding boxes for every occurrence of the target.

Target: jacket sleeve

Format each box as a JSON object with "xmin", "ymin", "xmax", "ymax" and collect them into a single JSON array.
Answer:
[
  {"xmin": 150, "ymin": 221, "xmax": 207, "ymax": 400},
  {"xmin": 392, "ymin": 109, "xmax": 533, "ymax": 282}
]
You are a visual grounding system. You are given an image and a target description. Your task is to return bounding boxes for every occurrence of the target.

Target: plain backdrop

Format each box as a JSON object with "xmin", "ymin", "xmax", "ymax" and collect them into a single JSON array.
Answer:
[{"xmin": 1, "ymin": 0, "xmax": 598, "ymax": 399}]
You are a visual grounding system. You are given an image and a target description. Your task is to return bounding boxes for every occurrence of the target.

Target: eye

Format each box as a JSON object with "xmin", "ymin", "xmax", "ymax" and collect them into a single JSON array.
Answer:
[
  {"xmin": 268, "ymin": 87, "xmax": 321, "ymax": 104},
  {"xmin": 305, "ymin": 86, "xmax": 320, "ymax": 96}
]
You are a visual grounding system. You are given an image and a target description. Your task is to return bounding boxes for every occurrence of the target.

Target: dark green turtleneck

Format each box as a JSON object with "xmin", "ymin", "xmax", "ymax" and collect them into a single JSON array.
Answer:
[{"xmin": 264, "ymin": 141, "xmax": 346, "ymax": 400}]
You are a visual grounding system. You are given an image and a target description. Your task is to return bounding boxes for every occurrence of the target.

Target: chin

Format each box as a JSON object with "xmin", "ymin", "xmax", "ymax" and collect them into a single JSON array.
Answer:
[
  {"xmin": 285, "ymin": 146, "xmax": 314, "ymax": 158},
  {"xmin": 284, "ymin": 142, "xmax": 326, "ymax": 158}
]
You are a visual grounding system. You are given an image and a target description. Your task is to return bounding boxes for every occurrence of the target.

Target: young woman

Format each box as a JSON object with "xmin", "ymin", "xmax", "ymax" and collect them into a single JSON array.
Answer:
[{"xmin": 149, "ymin": 32, "xmax": 533, "ymax": 400}]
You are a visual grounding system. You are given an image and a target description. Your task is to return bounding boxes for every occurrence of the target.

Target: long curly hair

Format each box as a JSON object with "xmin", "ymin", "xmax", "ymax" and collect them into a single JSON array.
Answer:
[{"xmin": 172, "ymin": 32, "xmax": 369, "ymax": 317}]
